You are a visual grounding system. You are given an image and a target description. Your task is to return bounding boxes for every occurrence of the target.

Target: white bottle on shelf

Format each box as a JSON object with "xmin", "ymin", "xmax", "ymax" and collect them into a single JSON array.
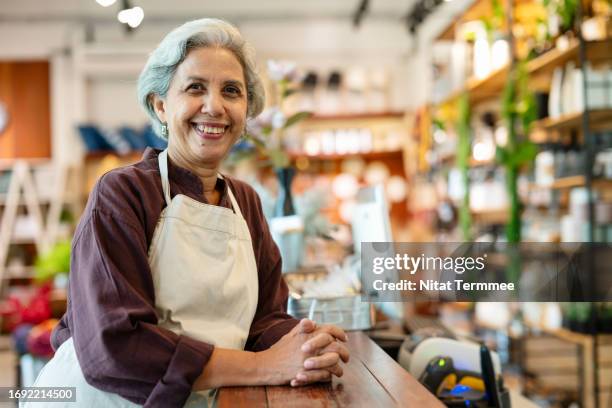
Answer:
[
  {"xmin": 535, "ymin": 150, "xmax": 555, "ymax": 187},
  {"xmin": 608, "ymin": 65, "xmax": 612, "ymax": 108},
  {"xmin": 473, "ymin": 38, "xmax": 492, "ymax": 79},
  {"xmin": 549, "ymin": 67, "xmax": 564, "ymax": 118},
  {"xmin": 561, "ymin": 62, "xmax": 576, "ymax": 115},
  {"xmin": 571, "ymin": 66, "xmax": 584, "ymax": 113},
  {"xmin": 490, "ymin": 38, "xmax": 510, "ymax": 71},
  {"xmin": 585, "ymin": 62, "xmax": 608, "ymax": 109}
]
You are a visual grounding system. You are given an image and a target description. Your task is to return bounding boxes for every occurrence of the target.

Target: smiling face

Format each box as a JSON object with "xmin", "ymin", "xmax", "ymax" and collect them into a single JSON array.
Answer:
[{"xmin": 152, "ymin": 47, "xmax": 248, "ymax": 170}]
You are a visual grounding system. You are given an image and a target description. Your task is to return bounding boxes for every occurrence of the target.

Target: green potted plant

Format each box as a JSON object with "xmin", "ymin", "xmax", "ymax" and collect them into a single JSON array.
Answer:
[{"xmin": 34, "ymin": 240, "xmax": 70, "ymax": 284}]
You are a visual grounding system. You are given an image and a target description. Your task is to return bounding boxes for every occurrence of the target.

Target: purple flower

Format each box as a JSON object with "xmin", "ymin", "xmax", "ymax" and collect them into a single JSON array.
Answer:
[{"xmin": 267, "ymin": 60, "xmax": 300, "ymax": 82}]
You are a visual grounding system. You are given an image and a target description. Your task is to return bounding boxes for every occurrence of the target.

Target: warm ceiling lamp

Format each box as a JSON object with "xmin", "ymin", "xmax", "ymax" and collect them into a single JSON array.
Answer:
[
  {"xmin": 117, "ymin": 6, "xmax": 144, "ymax": 28},
  {"xmin": 96, "ymin": 0, "xmax": 117, "ymax": 7}
]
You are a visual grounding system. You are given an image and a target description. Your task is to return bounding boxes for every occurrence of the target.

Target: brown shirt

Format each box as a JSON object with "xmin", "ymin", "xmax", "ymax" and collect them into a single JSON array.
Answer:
[{"xmin": 52, "ymin": 148, "xmax": 298, "ymax": 407}]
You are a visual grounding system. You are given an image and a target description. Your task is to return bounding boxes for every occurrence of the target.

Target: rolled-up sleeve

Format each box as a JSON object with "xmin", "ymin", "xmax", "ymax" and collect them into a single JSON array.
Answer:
[{"xmin": 66, "ymin": 206, "xmax": 213, "ymax": 407}]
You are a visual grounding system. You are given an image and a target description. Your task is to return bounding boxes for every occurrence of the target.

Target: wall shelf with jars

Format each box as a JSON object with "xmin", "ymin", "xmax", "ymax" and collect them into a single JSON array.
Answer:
[
  {"xmin": 416, "ymin": 0, "xmax": 612, "ymax": 241},
  {"xmin": 437, "ymin": 38, "xmax": 612, "ymax": 111},
  {"xmin": 285, "ymin": 112, "xmax": 408, "ymax": 163},
  {"xmin": 279, "ymin": 111, "xmax": 411, "ymax": 229},
  {"xmin": 411, "ymin": 1, "xmax": 612, "ymax": 406}
]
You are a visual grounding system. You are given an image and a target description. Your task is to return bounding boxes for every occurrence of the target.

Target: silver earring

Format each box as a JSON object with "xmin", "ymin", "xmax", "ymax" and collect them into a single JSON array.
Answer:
[{"xmin": 161, "ymin": 123, "xmax": 168, "ymax": 137}]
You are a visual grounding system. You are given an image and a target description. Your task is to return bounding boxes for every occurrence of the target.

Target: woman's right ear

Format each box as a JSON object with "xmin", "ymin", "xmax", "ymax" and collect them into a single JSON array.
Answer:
[{"xmin": 150, "ymin": 94, "xmax": 167, "ymax": 124}]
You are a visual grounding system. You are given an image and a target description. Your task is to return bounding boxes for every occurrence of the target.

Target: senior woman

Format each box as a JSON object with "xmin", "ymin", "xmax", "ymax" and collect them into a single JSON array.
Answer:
[{"xmin": 29, "ymin": 18, "xmax": 349, "ymax": 407}]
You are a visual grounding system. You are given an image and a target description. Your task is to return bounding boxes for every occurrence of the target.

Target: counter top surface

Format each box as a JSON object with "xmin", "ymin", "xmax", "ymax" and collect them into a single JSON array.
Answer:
[{"xmin": 217, "ymin": 331, "xmax": 443, "ymax": 407}]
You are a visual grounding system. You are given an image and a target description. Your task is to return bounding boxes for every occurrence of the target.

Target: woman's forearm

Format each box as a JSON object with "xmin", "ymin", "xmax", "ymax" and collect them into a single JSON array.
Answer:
[
  {"xmin": 192, "ymin": 321, "xmax": 349, "ymax": 390},
  {"xmin": 192, "ymin": 347, "xmax": 278, "ymax": 390}
]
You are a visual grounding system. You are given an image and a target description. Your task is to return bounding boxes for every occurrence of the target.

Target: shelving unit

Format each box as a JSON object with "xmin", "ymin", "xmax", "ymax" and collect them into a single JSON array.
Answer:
[
  {"xmin": 471, "ymin": 209, "xmax": 509, "ymax": 225},
  {"xmin": 527, "ymin": 39, "xmax": 612, "ymax": 79},
  {"xmin": 307, "ymin": 111, "xmax": 405, "ymax": 121},
  {"xmin": 0, "ymin": 160, "xmax": 81, "ymax": 288},
  {"xmin": 291, "ymin": 112, "xmax": 410, "ymax": 226},
  {"xmin": 294, "ymin": 110, "xmax": 409, "ymax": 157},
  {"xmin": 524, "ymin": 323, "xmax": 612, "ymax": 408},
  {"xmin": 420, "ymin": 2, "xmax": 612, "ymax": 406},
  {"xmin": 436, "ymin": 0, "xmax": 511, "ymax": 42},
  {"xmin": 528, "ymin": 176, "xmax": 612, "ymax": 191},
  {"xmin": 425, "ymin": 0, "xmax": 612, "ymax": 229},
  {"xmin": 438, "ymin": 39, "xmax": 612, "ymax": 107},
  {"xmin": 437, "ymin": 65, "xmax": 509, "ymax": 107},
  {"xmin": 531, "ymin": 109, "xmax": 612, "ymax": 133},
  {"xmin": 288, "ymin": 150, "xmax": 403, "ymax": 161}
]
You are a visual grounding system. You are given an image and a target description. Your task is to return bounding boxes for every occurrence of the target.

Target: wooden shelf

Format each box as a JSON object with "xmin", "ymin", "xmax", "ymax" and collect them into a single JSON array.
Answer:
[
  {"xmin": 525, "ymin": 321, "xmax": 612, "ymax": 408},
  {"xmin": 529, "ymin": 176, "xmax": 612, "ymax": 190},
  {"xmin": 436, "ymin": 0, "xmax": 509, "ymax": 41},
  {"xmin": 0, "ymin": 162, "xmax": 81, "ymax": 284},
  {"xmin": 4, "ymin": 265, "xmax": 34, "ymax": 279},
  {"xmin": 84, "ymin": 150, "xmax": 144, "ymax": 160},
  {"xmin": 471, "ymin": 208, "xmax": 508, "ymax": 224},
  {"xmin": 0, "ymin": 158, "xmax": 50, "ymax": 171},
  {"xmin": 551, "ymin": 175, "xmax": 585, "ymax": 189},
  {"xmin": 306, "ymin": 111, "xmax": 405, "ymax": 122},
  {"xmin": 528, "ymin": 39, "xmax": 612, "ymax": 78},
  {"xmin": 436, "ymin": 39, "xmax": 612, "ymax": 108},
  {"xmin": 289, "ymin": 150, "xmax": 403, "ymax": 161},
  {"xmin": 438, "ymin": 65, "xmax": 509, "ymax": 107},
  {"xmin": 0, "ymin": 194, "xmax": 68, "ymax": 206},
  {"xmin": 532, "ymin": 109, "xmax": 612, "ymax": 132},
  {"xmin": 469, "ymin": 158, "xmax": 495, "ymax": 167},
  {"xmin": 525, "ymin": 321, "xmax": 612, "ymax": 347},
  {"xmin": 550, "ymin": 327, "xmax": 601, "ymax": 347},
  {"xmin": 9, "ymin": 237, "xmax": 38, "ymax": 245},
  {"xmin": 527, "ymin": 40, "xmax": 580, "ymax": 76},
  {"xmin": 429, "ymin": 155, "xmax": 495, "ymax": 168}
]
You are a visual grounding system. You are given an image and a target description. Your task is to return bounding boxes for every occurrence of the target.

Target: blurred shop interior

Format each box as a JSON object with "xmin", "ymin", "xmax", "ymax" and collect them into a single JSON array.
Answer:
[{"xmin": 1, "ymin": 0, "xmax": 612, "ymax": 406}]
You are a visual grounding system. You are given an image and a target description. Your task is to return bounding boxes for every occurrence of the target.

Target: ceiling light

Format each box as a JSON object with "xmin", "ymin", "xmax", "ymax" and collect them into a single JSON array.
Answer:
[
  {"xmin": 96, "ymin": 0, "xmax": 117, "ymax": 6},
  {"xmin": 117, "ymin": 6, "xmax": 144, "ymax": 28},
  {"xmin": 117, "ymin": 9, "xmax": 129, "ymax": 23}
]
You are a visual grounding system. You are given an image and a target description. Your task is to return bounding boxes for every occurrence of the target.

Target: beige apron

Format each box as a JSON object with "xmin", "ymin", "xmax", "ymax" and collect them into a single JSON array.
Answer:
[{"xmin": 27, "ymin": 149, "xmax": 259, "ymax": 407}]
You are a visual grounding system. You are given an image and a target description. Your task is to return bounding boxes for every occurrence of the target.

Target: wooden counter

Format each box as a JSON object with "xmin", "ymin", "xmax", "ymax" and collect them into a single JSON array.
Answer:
[{"xmin": 217, "ymin": 331, "xmax": 443, "ymax": 407}]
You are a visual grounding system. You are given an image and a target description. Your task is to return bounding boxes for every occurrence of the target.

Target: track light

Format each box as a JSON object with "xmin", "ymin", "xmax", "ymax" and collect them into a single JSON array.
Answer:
[
  {"xmin": 117, "ymin": 6, "xmax": 144, "ymax": 28},
  {"xmin": 95, "ymin": 0, "xmax": 117, "ymax": 7}
]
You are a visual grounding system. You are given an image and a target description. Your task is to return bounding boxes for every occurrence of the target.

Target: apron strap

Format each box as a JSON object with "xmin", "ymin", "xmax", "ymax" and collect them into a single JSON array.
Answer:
[
  {"xmin": 160, "ymin": 150, "xmax": 244, "ymax": 219},
  {"xmin": 158, "ymin": 149, "xmax": 172, "ymax": 207},
  {"xmin": 221, "ymin": 176, "xmax": 244, "ymax": 219}
]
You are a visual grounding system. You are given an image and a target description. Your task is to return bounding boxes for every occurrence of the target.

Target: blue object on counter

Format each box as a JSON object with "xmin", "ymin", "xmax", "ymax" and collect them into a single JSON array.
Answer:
[{"xmin": 450, "ymin": 384, "xmax": 472, "ymax": 396}]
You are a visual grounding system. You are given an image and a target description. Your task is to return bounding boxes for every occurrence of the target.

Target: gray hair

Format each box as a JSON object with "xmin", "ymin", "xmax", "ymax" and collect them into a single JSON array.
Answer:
[{"xmin": 137, "ymin": 18, "xmax": 265, "ymax": 139}]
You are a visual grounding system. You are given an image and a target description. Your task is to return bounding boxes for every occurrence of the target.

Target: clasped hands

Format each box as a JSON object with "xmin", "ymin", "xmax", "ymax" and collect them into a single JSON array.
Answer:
[{"xmin": 260, "ymin": 318, "xmax": 350, "ymax": 387}]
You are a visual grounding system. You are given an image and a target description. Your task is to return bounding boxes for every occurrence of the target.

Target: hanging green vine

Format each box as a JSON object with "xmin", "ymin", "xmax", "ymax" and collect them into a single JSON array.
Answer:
[
  {"xmin": 457, "ymin": 93, "xmax": 472, "ymax": 241},
  {"xmin": 496, "ymin": 61, "xmax": 538, "ymax": 243},
  {"xmin": 480, "ymin": 0, "xmax": 505, "ymax": 42},
  {"xmin": 543, "ymin": 0, "xmax": 579, "ymax": 31}
]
